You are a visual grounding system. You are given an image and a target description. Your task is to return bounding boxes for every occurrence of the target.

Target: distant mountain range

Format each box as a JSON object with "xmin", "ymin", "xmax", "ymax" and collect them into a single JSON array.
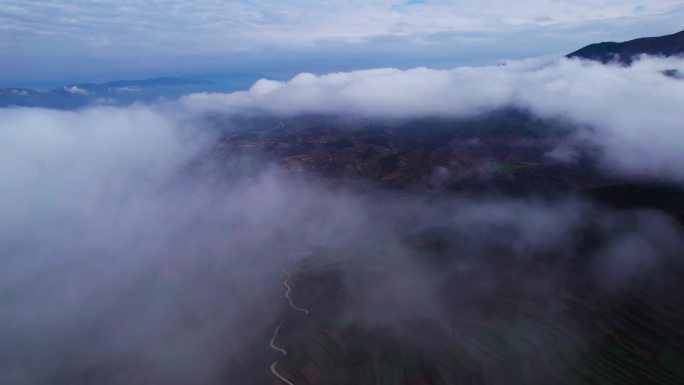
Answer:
[
  {"xmin": 0, "ymin": 77, "xmax": 211, "ymax": 109},
  {"xmin": 567, "ymin": 29, "xmax": 684, "ymax": 64}
]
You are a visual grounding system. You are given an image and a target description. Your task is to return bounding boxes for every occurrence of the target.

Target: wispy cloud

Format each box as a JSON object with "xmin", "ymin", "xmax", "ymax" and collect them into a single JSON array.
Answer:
[
  {"xmin": 2, "ymin": 1, "xmax": 680, "ymax": 45},
  {"xmin": 1, "ymin": 0, "xmax": 683, "ymax": 82}
]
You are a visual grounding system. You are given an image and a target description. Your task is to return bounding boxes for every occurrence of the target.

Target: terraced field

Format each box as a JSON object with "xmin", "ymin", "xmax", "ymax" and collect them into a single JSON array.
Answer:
[{"xmin": 267, "ymin": 268, "xmax": 684, "ymax": 385}]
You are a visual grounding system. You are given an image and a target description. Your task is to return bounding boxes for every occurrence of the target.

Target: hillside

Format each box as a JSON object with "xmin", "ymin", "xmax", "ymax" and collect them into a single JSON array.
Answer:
[{"xmin": 567, "ymin": 29, "xmax": 684, "ymax": 64}]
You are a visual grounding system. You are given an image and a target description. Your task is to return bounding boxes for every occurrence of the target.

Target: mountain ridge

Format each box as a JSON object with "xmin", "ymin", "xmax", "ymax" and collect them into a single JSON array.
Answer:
[
  {"xmin": 0, "ymin": 77, "xmax": 208, "ymax": 108},
  {"xmin": 567, "ymin": 29, "xmax": 684, "ymax": 64}
]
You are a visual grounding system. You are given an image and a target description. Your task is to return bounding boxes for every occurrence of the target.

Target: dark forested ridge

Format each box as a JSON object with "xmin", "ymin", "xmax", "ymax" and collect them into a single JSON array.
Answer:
[{"xmin": 567, "ymin": 29, "xmax": 684, "ymax": 64}]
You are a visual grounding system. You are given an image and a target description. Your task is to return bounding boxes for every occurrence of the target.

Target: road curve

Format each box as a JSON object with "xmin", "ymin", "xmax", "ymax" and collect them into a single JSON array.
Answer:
[
  {"xmin": 283, "ymin": 269, "xmax": 310, "ymax": 315},
  {"xmin": 270, "ymin": 361, "xmax": 295, "ymax": 385},
  {"xmin": 269, "ymin": 322, "xmax": 287, "ymax": 356},
  {"xmin": 269, "ymin": 269, "xmax": 310, "ymax": 385}
]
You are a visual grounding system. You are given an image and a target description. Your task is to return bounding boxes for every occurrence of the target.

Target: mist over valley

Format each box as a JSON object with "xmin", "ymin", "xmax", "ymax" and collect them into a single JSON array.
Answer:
[{"xmin": 2, "ymin": 13, "xmax": 684, "ymax": 385}]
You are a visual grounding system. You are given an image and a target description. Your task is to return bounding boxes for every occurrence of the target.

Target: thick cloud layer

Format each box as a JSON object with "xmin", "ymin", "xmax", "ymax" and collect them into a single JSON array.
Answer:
[
  {"xmin": 1, "ymin": 103, "xmax": 684, "ymax": 384},
  {"xmin": 0, "ymin": 106, "xmax": 365, "ymax": 383},
  {"xmin": 182, "ymin": 56, "xmax": 684, "ymax": 181}
]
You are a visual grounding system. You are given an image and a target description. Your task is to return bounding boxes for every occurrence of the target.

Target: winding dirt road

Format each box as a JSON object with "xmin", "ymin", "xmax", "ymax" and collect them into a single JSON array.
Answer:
[
  {"xmin": 270, "ymin": 361, "xmax": 295, "ymax": 385},
  {"xmin": 269, "ymin": 269, "xmax": 310, "ymax": 385},
  {"xmin": 269, "ymin": 322, "xmax": 287, "ymax": 356},
  {"xmin": 283, "ymin": 269, "xmax": 310, "ymax": 315}
]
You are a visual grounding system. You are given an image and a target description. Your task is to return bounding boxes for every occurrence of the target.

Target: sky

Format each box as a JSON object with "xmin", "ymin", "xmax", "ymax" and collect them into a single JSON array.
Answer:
[{"xmin": 1, "ymin": 0, "xmax": 683, "ymax": 87}]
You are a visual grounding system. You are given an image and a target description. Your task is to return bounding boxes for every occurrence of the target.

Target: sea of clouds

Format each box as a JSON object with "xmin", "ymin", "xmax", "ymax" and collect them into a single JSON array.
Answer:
[{"xmin": 1, "ymin": 56, "xmax": 684, "ymax": 384}]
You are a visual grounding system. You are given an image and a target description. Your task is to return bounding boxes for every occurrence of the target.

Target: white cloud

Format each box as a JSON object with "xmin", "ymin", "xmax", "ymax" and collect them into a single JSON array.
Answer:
[
  {"xmin": 109, "ymin": 86, "xmax": 143, "ymax": 93},
  {"xmin": 181, "ymin": 56, "xmax": 684, "ymax": 181},
  {"xmin": 0, "ymin": 105, "xmax": 364, "ymax": 383},
  {"xmin": 63, "ymin": 85, "xmax": 89, "ymax": 95}
]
